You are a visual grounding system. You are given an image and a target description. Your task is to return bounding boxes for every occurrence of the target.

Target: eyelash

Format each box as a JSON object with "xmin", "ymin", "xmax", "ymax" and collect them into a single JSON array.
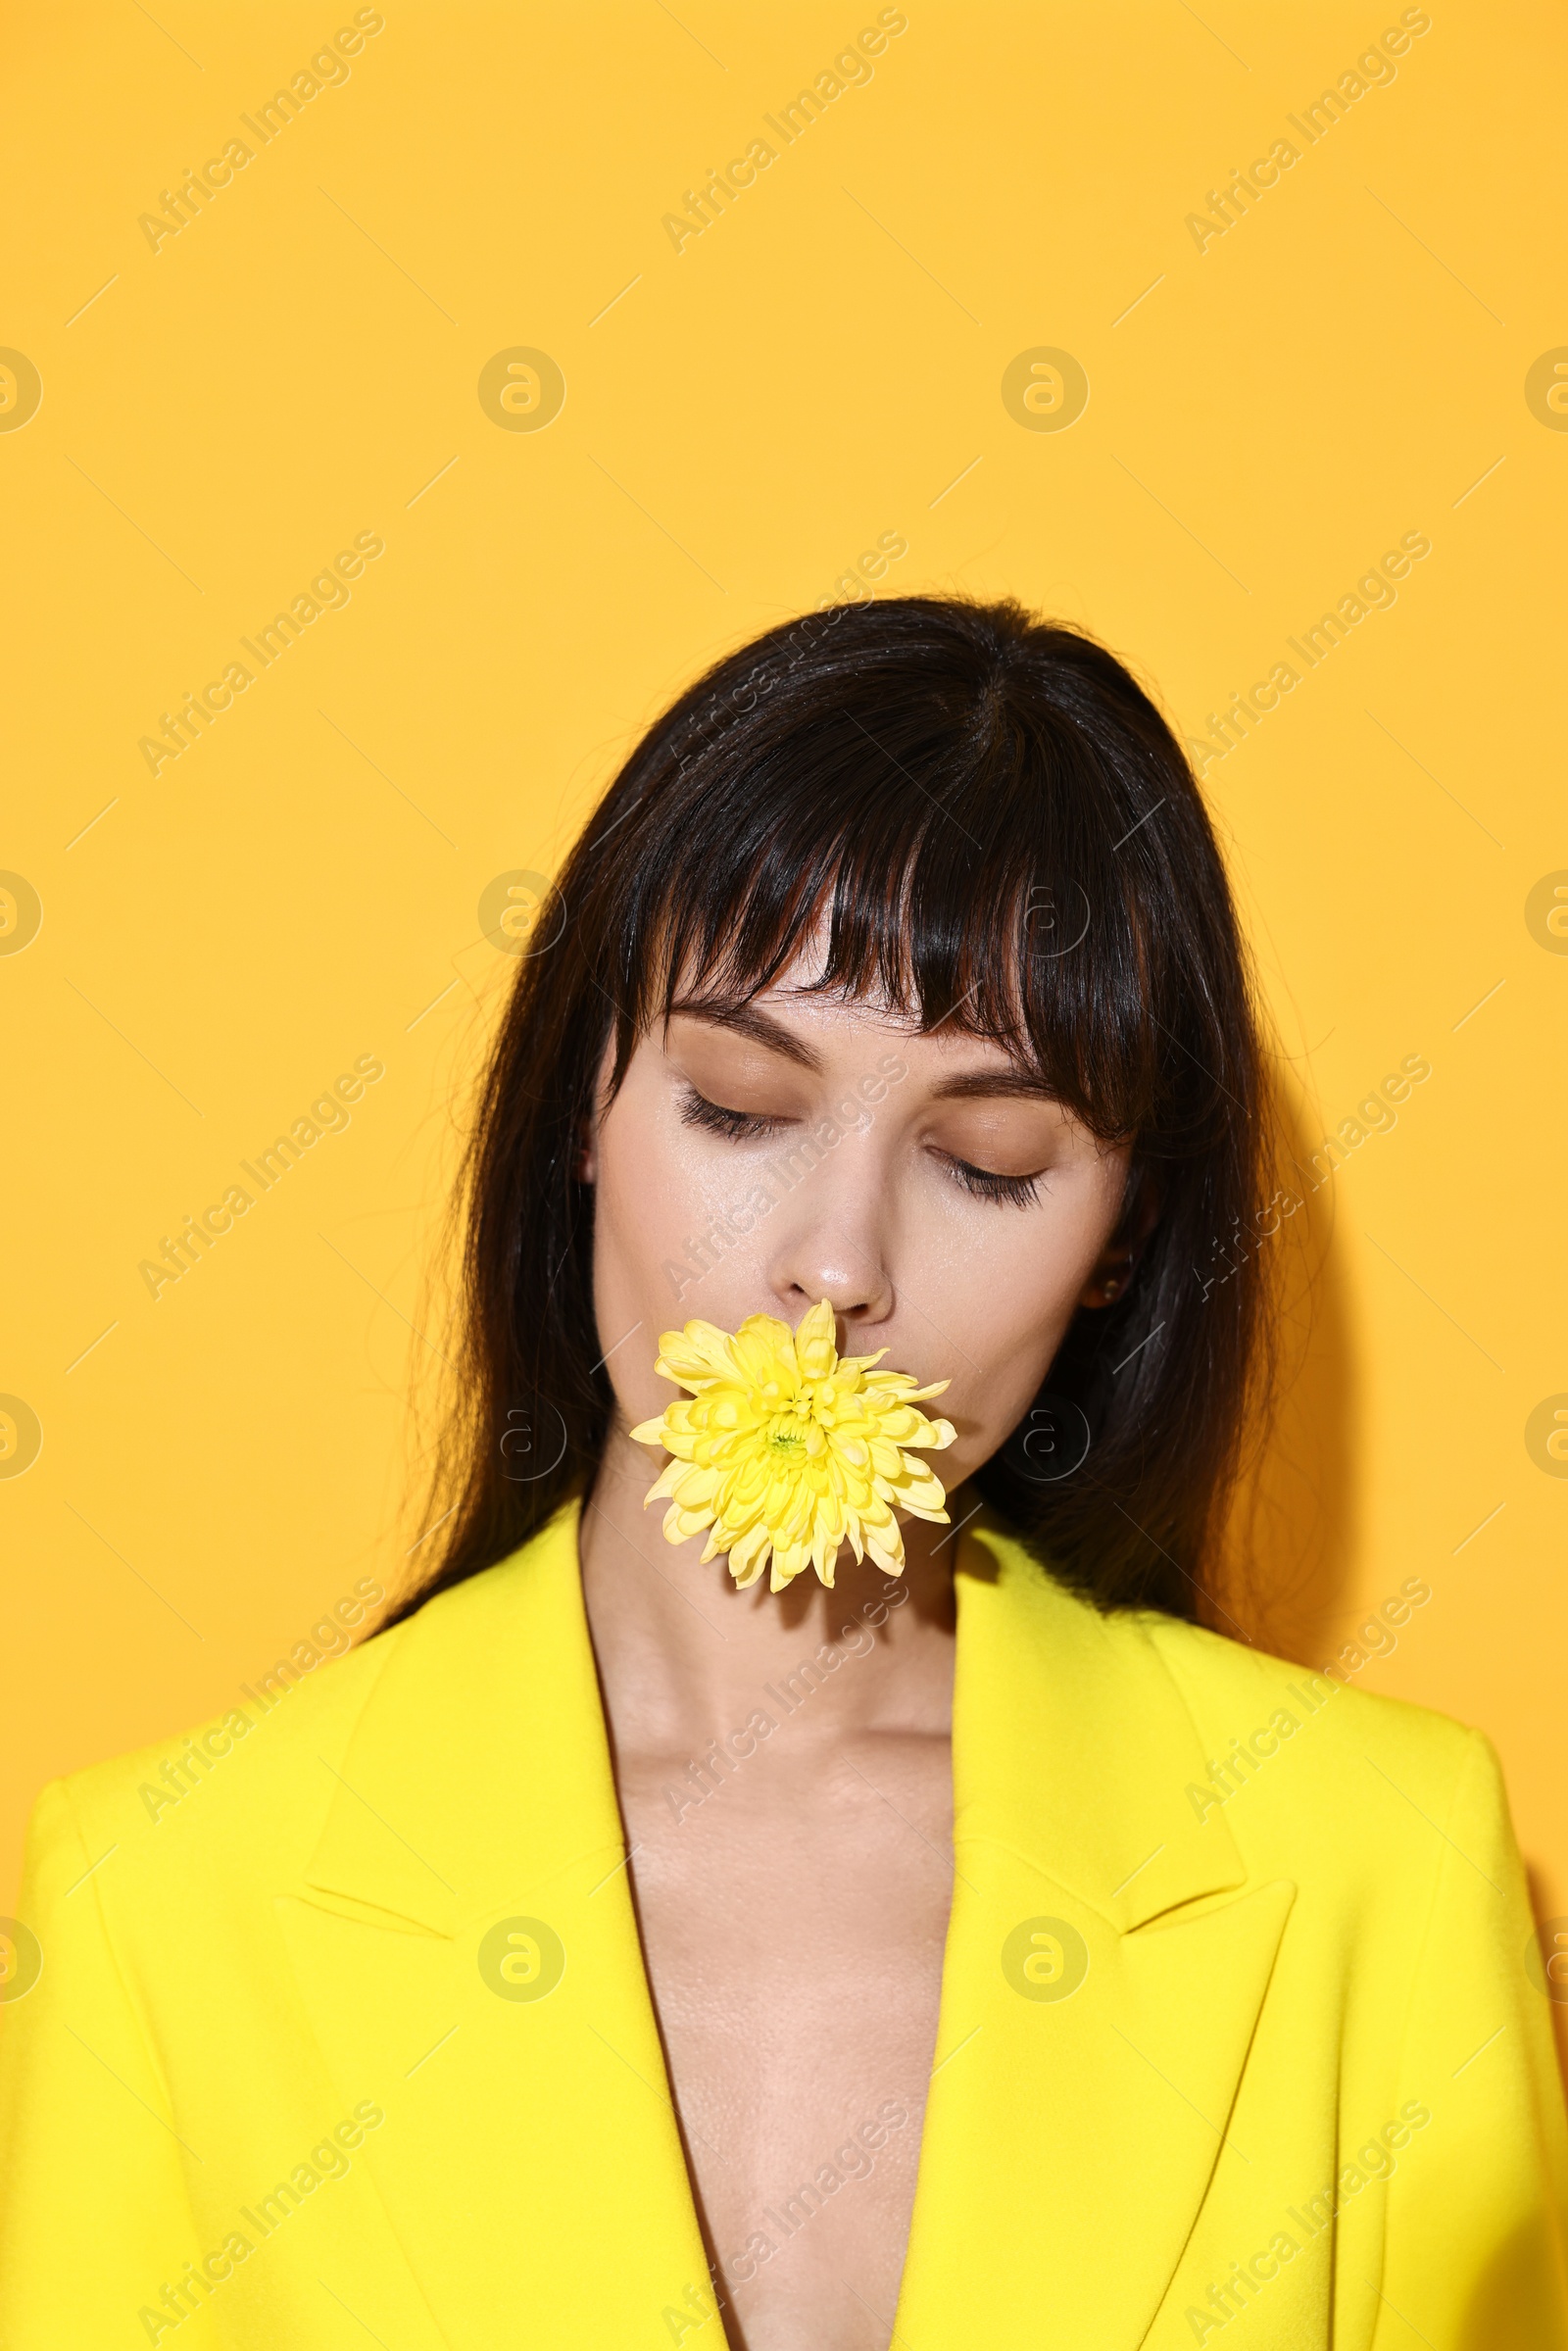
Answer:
[
  {"xmin": 677, "ymin": 1086, "xmax": 788, "ymax": 1142},
  {"xmin": 678, "ymin": 1086, "xmax": 1043, "ymax": 1208},
  {"xmin": 939, "ymin": 1155, "xmax": 1042, "ymax": 1210}
]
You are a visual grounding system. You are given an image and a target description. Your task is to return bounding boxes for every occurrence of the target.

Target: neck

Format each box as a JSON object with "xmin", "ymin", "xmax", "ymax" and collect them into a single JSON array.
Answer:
[{"xmin": 578, "ymin": 1420, "xmax": 963, "ymax": 1761}]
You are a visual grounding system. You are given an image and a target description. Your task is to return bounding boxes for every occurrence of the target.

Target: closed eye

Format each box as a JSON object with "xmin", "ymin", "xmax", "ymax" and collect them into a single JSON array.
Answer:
[
  {"xmin": 678, "ymin": 1084, "xmax": 1044, "ymax": 1204},
  {"xmin": 677, "ymin": 1084, "xmax": 793, "ymax": 1141},
  {"xmin": 935, "ymin": 1151, "xmax": 1042, "ymax": 1208}
]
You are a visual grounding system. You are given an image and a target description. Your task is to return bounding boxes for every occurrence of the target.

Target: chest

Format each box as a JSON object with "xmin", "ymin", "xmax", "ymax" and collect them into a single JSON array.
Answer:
[{"xmin": 615, "ymin": 1728, "xmax": 954, "ymax": 2351}]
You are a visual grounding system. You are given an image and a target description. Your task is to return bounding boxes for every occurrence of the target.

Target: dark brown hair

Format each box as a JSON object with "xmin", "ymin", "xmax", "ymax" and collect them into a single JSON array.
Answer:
[{"xmin": 392, "ymin": 594, "xmax": 1275, "ymax": 1628}]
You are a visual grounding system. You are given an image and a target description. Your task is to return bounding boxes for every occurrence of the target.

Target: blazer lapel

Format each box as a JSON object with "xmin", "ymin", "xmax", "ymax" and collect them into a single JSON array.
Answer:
[
  {"xmin": 892, "ymin": 1523, "xmax": 1296, "ymax": 2349},
  {"xmin": 276, "ymin": 1505, "xmax": 717, "ymax": 2347},
  {"xmin": 278, "ymin": 1504, "xmax": 1292, "ymax": 2349}
]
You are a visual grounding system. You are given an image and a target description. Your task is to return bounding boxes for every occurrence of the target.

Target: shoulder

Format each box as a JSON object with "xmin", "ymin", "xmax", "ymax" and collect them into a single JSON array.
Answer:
[
  {"xmin": 1135, "ymin": 1601, "xmax": 1509, "ymax": 1880},
  {"xmin": 24, "ymin": 1529, "xmax": 564, "ymax": 1910},
  {"xmin": 24, "ymin": 1614, "xmax": 411, "ymax": 1908},
  {"xmin": 1142, "ymin": 1599, "xmax": 1476, "ymax": 1783},
  {"xmin": 974, "ymin": 1520, "xmax": 1504, "ymax": 1891},
  {"xmin": 988, "ymin": 1510, "xmax": 1482, "ymax": 1814}
]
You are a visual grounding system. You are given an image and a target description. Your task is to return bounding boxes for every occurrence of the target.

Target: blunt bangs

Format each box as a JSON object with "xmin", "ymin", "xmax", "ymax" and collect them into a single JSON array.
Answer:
[
  {"xmin": 606, "ymin": 602, "xmax": 1241, "ymax": 1161},
  {"xmin": 394, "ymin": 594, "xmax": 1275, "ymax": 1631}
]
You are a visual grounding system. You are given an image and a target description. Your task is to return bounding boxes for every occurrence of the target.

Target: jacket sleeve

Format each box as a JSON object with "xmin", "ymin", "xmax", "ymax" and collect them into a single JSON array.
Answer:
[
  {"xmin": 1376, "ymin": 1727, "xmax": 1568, "ymax": 2348},
  {"xmin": 0, "ymin": 1777, "xmax": 206, "ymax": 2347}
]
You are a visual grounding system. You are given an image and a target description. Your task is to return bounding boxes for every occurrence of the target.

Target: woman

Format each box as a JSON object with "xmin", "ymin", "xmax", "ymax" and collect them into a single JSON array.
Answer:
[{"xmin": 2, "ymin": 596, "xmax": 1564, "ymax": 2348}]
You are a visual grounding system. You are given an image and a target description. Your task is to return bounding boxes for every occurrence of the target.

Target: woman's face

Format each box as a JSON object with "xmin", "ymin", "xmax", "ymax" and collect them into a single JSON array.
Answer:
[{"xmin": 585, "ymin": 970, "xmax": 1137, "ymax": 1495}]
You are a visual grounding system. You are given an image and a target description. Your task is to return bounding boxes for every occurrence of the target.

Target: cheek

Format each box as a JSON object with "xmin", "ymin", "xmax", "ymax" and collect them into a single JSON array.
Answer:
[
  {"xmin": 590, "ymin": 1092, "xmax": 764, "ymax": 1424},
  {"xmin": 916, "ymin": 1189, "xmax": 1121, "ymax": 1476},
  {"xmin": 591, "ymin": 1122, "xmax": 686, "ymax": 1423},
  {"xmin": 935, "ymin": 1276, "xmax": 1077, "ymax": 1471}
]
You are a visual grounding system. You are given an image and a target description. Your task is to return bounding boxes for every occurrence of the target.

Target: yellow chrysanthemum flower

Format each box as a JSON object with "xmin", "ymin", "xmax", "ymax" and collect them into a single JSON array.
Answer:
[{"xmin": 629, "ymin": 1298, "xmax": 956, "ymax": 1592}]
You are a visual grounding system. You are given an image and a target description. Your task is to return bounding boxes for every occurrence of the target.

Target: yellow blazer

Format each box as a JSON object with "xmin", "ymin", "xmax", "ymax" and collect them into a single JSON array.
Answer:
[{"xmin": 2, "ymin": 1505, "xmax": 1565, "ymax": 2347}]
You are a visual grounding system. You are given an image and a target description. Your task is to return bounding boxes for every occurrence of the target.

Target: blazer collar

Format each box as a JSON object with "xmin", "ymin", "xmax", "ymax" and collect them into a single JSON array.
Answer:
[
  {"xmin": 282, "ymin": 1503, "xmax": 1287, "ymax": 2350},
  {"xmin": 281, "ymin": 1504, "xmax": 717, "ymax": 2346},
  {"xmin": 301, "ymin": 1505, "xmax": 1247, "ymax": 1938},
  {"xmin": 302, "ymin": 1502, "xmax": 624, "ymax": 1938},
  {"xmin": 952, "ymin": 1517, "xmax": 1249, "ymax": 1931},
  {"xmin": 898, "ymin": 1519, "xmax": 1291, "ymax": 2348}
]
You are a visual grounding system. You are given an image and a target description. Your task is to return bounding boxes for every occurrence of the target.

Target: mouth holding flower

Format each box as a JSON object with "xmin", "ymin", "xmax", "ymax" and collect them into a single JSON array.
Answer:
[{"xmin": 629, "ymin": 1298, "xmax": 956, "ymax": 1592}]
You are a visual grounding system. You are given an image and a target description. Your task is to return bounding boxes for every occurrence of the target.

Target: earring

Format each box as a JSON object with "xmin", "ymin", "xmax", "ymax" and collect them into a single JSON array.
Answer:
[{"xmin": 1102, "ymin": 1277, "xmax": 1121, "ymax": 1300}]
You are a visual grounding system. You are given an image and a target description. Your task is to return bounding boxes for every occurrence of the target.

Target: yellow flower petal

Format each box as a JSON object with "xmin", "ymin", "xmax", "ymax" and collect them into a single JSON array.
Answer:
[{"xmin": 634, "ymin": 1298, "xmax": 954, "ymax": 1590}]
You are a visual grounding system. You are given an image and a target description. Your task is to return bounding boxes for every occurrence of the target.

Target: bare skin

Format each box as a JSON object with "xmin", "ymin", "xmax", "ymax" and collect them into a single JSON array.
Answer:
[{"xmin": 578, "ymin": 974, "xmax": 1139, "ymax": 2350}]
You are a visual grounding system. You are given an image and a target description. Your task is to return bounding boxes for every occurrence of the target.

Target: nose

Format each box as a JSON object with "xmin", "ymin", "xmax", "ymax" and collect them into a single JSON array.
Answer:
[{"xmin": 765, "ymin": 1166, "xmax": 895, "ymax": 1334}]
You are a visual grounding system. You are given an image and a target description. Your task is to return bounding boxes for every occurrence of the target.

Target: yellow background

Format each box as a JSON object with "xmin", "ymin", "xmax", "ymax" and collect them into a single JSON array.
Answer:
[{"xmin": 4, "ymin": 1, "xmax": 1564, "ymax": 2059}]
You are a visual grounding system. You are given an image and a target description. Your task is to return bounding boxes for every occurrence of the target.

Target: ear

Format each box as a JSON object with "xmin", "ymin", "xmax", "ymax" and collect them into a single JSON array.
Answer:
[
  {"xmin": 577, "ymin": 1037, "xmax": 617, "ymax": 1185},
  {"xmin": 1077, "ymin": 1163, "xmax": 1160, "ymax": 1310},
  {"xmin": 1078, "ymin": 1242, "xmax": 1135, "ymax": 1310}
]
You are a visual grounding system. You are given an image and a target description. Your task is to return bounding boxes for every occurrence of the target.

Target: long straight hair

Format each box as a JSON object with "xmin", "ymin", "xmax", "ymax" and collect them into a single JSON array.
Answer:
[{"xmin": 392, "ymin": 595, "xmax": 1276, "ymax": 1629}]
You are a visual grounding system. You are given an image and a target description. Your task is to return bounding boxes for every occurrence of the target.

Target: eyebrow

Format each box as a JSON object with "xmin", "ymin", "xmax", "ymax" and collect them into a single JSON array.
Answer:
[
  {"xmin": 927, "ymin": 1069, "xmax": 1059, "ymax": 1103},
  {"xmin": 669, "ymin": 1003, "xmax": 1057, "ymax": 1101},
  {"xmin": 668, "ymin": 1002, "xmax": 825, "ymax": 1072}
]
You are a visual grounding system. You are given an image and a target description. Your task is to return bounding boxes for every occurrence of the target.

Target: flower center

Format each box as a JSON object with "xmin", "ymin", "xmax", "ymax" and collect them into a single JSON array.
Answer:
[{"xmin": 765, "ymin": 1427, "xmax": 808, "ymax": 1461}]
